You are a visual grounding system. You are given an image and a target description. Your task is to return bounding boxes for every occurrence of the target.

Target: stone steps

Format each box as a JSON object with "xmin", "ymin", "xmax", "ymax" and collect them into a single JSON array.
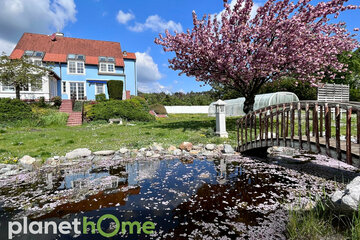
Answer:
[{"xmin": 59, "ymin": 100, "xmax": 83, "ymax": 126}]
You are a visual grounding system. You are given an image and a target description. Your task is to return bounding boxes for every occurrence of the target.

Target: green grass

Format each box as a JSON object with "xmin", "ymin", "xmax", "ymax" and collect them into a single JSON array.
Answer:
[
  {"xmin": 287, "ymin": 195, "xmax": 360, "ymax": 240},
  {"xmin": 0, "ymin": 114, "xmax": 238, "ymax": 161}
]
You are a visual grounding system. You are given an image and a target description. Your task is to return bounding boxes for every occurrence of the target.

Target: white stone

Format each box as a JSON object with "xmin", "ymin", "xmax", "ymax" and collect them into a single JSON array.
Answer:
[
  {"xmin": 199, "ymin": 172, "xmax": 210, "ymax": 178},
  {"xmin": 119, "ymin": 148, "xmax": 129, "ymax": 154},
  {"xmin": 152, "ymin": 143, "xmax": 164, "ymax": 152},
  {"xmin": 19, "ymin": 155, "xmax": 36, "ymax": 170},
  {"xmin": 331, "ymin": 176, "xmax": 360, "ymax": 213},
  {"xmin": 146, "ymin": 151, "xmax": 153, "ymax": 157},
  {"xmin": 173, "ymin": 149, "xmax": 182, "ymax": 156},
  {"xmin": 223, "ymin": 144, "xmax": 235, "ymax": 154},
  {"xmin": 93, "ymin": 150, "xmax": 115, "ymax": 156},
  {"xmin": 205, "ymin": 144, "xmax": 216, "ymax": 151},
  {"xmin": 152, "ymin": 154, "xmax": 161, "ymax": 158},
  {"xmin": 65, "ymin": 148, "xmax": 92, "ymax": 160}
]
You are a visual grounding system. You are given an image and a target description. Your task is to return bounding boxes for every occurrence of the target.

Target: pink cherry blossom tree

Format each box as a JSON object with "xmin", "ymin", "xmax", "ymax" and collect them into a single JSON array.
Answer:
[{"xmin": 155, "ymin": 0, "xmax": 359, "ymax": 113}]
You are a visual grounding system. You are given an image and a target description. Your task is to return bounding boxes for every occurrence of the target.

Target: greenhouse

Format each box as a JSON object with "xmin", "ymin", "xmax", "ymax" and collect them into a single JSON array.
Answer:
[{"xmin": 208, "ymin": 92, "xmax": 299, "ymax": 117}]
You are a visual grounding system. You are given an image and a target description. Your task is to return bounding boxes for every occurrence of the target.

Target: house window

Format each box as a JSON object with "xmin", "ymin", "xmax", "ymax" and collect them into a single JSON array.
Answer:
[
  {"xmin": 95, "ymin": 83, "xmax": 104, "ymax": 94},
  {"xmin": 62, "ymin": 82, "xmax": 67, "ymax": 93},
  {"xmin": 2, "ymin": 85, "xmax": 15, "ymax": 91},
  {"xmin": 21, "ymin": 84, "xmax": 29, "ymax": 91},
  {"xmin": 33, "ymin": 60, "xmax": 42, "ymax": 66},
  {"xmin": 99, "ymin": 63, "xmax": 115, "ymax": 73},
  {"xmin": 31, "ymin": 83, "xmax": 42, "ymax": 91},
  {"xmin": 68, "ymin": 61, "xmax": 85, "ymax": 74},
  {"xmin": 107, "ymin": 64, "xmax": 114, "ymax": 72}
]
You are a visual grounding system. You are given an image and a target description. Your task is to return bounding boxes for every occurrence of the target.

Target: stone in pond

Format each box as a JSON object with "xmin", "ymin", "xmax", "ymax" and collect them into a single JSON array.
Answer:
[
  {"xmin": 93, "ymin": 150, "xmax": 115, "ymax": 156},
  {"xmin": 331, "ymin": 176, "xmax": 360, "ymax": 214},
  {"xmin": 19, "ymin": 155, "xmax": 36, "ymax": 170},
  {"xmin": 223, "ymin": 144, "xmax": 235, "ymax": 154},
  {"xmin": 179, "ymin": 142, "xmax": 193, "ymax": 152},
  {"xmin": 205, "ymin": 144, "xmax": 216, "ymax": 151},
  {"xmin": 65, "ymin": 148, "xmax": 92, "ymax": 160}
]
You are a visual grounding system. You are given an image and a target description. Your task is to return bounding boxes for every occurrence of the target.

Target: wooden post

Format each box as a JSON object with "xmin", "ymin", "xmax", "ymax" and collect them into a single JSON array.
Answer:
[
  {"xmin": 357, "ymin": 110, "xmax": 360, "ymax": 144},
  {"xmin": 254, "ymin": 112, "xmax": 257, "ymax": 148},
  {"xmin": 237, "ymin": 120, "xmax": 240, "ymax": 151},
  {"xmin": 245, "ymin": 116, "xmax": 248, "ymax": 150},
  {"xmin": 335, "ymin": 105, "xmax": 341, "ymax": 160},
  {"xmin": 313, "ymin": 103, "xmax": 320, "ymax": 153},
  {"xmin": 265, "ymin": 108, "xmax": 269, "ymax": 146},
  {"xmin": 283, "ymin": 104, "xmax": 287, "ymax": 146},
  {"xmin": 320, "ymin": 105, "xmax": 323, "ymax": 137},
  {"xmin": 298, "ymin": 102, "xmax": 303, "ymax": 149},
  {"xmin": 250, "ymin": 114, "xmax": 253, "ymax": 148},
  {"xmin": 325, "ymin": 103, "xmax": 331, "ymax": 157},
  {"xmin": 346, "ymin": 107, "xmax": 352, "ymax": 165},
  {"xmin": 270, "ymin": 106, "xmax": 274, "ymax": 145},
  {"xmin": 259, "ymin": 110, "xmax": 263, "ymax": 147},
  {"xmin": 290, "ymin": 103, "xmax": 295, "ymax": 148},
  {"xmin": 306, "ymin": 103, "xmax": 311, "ymax": 151},
  {"xmin": 276, "ymin": 105, "xmax": 280, "ymax": 146}
]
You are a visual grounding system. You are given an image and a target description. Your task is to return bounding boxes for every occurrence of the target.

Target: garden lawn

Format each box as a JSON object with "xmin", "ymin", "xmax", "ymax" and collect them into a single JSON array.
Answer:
[{"xmin": 0, "ymin": 114, "xmax": 238, "ymax": 161}]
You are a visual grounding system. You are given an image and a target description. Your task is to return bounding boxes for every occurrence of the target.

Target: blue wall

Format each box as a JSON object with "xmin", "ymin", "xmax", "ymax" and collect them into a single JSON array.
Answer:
[
  {"xmin": 52, "ymin": 63, "xmax": 131, "ymax": 100},
  {"xmin": 124, "ymin": 59, "xmax": 137, "ymax": 96}
]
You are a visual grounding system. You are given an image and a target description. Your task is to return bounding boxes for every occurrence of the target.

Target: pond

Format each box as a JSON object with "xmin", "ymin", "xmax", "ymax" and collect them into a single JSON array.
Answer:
[{"xmin": 0, "ymin": 155, "xmax": 338, "ymax": 239}]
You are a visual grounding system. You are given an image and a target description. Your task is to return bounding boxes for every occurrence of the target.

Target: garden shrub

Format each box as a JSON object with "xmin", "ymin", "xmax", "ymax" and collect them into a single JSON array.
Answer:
[
  {"xmin": 51, "ymin": 96, "xmax": 62, "ymax": 108},
  {"xmin": 32, "ymin": 107, "xmax": 68, "ymax": 126},
  {"xmin": 350, "ymin": 88, "xmax": 360, "ymax": 102},
  {"xmin": 0, "ymin": 98, "xmax": 33, "ymax": 122},
  {"xmin": 95, "ymin": 93, "xmax": 107, "ymax": 102},
  {"xmin": 150, "ymin": 104, "xmax": 167, "ymax": 114},
  {"xmin": 86, "ymin": 99, "xmax": 155, "ymax": 122},
  {"xmin": 107, "ymin": 80, "xmax": 123, "ymax": 100}
]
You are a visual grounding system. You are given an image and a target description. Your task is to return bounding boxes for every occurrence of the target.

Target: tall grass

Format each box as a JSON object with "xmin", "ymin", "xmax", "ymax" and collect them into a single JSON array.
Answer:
[{"xmin": 287, "ymin": 194, "xmax": 360, "ymax": 240}]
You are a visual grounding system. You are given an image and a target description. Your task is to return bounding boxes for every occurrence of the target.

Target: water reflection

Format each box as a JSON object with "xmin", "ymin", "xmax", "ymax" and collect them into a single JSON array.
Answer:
[{"xmin": 0, "ymin": 157, "xmax": 296, "ymax": 239}]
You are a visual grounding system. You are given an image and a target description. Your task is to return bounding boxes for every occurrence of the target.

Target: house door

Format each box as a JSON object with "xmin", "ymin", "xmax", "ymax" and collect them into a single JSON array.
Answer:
[{"xmin": 69, "ymin": 82, "xmax": 85, "ymax": 100}]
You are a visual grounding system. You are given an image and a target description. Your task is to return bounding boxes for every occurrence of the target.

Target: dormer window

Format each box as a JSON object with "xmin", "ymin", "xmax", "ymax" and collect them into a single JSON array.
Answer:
[
  {"xmin": 67, "ymin": 54, "xmax": 85, "ymax": 75},
  {"xmin": 23, "ymin": 51, "xmax": 44, "ymax": 58},
  {"xmin": 98, "ymin": 56, "xmax": 115, "ymax": 73}
]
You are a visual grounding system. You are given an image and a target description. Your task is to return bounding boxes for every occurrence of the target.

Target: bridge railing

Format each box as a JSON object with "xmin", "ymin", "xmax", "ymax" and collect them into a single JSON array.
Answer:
[{"xmin": 236, "ymin": 101, "xmax": 360, "ymax": 165}]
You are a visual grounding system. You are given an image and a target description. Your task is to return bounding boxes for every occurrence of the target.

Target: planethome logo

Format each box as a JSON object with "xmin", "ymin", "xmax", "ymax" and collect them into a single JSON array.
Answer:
[{"xmin": 8, "ymin": 214, "xmax": 155, "ymax": 239}]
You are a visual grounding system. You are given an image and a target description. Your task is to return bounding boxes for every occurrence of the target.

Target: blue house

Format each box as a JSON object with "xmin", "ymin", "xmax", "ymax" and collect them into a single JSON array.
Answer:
[{"xmin": 4, "ymin": 32, "xmax": 137, "ymax": 100}]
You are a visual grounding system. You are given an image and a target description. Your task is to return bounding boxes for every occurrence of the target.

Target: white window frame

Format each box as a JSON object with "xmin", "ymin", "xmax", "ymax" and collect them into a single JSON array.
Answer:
[
  {"xmin": 62, "ymin": 81, "xmax": 67, "ymax": 93},
  {"xmin": 2, "ymin": 84, "xmax": 15, "ymax": 92},
  {"xmin": 67, "ymin": 61, "xmax": 86, "ymax": 75},
  {"xmin": 98, "ymin": 63, "xmax": 115, "ymax": 73},
  {"xmin": 95, "ymin": 83, "xmax": 105, "ymax": 94}
]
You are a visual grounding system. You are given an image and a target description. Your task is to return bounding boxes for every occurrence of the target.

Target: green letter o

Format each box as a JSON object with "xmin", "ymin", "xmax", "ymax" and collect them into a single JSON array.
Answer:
[{"xmin": 97, "ymin": 214, "xmax": 120, "ymax": 238}]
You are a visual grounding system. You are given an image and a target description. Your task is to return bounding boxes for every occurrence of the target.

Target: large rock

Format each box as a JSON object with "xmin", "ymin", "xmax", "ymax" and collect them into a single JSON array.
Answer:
[
  {"xmin": 223, "ymin": 144, "xmax": 235, "ymax": 154},
  {"xmin": 152, "ymin": 143, "xmax": 164, "ymax": 152},
  {"xmin": 65, "ymin": 148, "xmax": 92, "ymax": 160},
  {"xmin": 179, "ymin": 142, "xmax": 193, "ymax": 152},
  {"xmin": 93, "ymin": 150, "xmax": 115, "ymax": 156},
  {"xmin": 331, "ymin": 176, "xmax": 360, "ymax": 213},
  {"xmin": 119, "ymin": 148, "xmax": 129, "ymax": 154},
  {"xmin": 19, "ymin": 155, "xmax": 36, "ymax": 170},
  {"xmin": 205, "ymin": 144, "xmax": 216, "ymax": 151}
]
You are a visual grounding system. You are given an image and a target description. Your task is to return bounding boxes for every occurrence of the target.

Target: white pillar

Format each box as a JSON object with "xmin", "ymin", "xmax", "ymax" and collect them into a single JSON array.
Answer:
[{"xmin": 214, "ymin": 99, "xmax": 228, "ymax": 138}]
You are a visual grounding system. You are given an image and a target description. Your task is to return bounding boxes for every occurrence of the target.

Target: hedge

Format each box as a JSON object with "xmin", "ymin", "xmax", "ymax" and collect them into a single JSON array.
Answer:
[
  {"xmin": 86, "ymin": 98, "xmax": 154, "ymax": 122},
  {"xmin": 0, "ymin": 98, "xmax": 33, "ymax": 122},
  {"xmin": 107, "ymin": 80, "xmax": 123, "ymax": 100},
  {"xmin": 150, "ymin": 104, "xmax": 167, "ymax": 114}
]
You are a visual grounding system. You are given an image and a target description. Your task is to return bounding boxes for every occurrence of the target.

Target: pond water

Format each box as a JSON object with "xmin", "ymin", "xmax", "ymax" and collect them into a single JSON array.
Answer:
[{"xmin": 0, "ymin": 157, "xmax": 304, "ymax": 239}]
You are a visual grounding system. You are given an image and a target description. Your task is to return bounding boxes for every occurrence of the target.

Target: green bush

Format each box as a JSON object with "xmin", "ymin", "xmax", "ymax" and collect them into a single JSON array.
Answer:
[
  {"xmin": 95, "ymin": 93, "xmax": 107, "ymax": 102},
  {"xmin": 0, "ymin": 98, "xmax": 33, "ymax": 122},
  {"xmin": 86, "ymin": 99, "xmax": 155, "ymax": 122},
  {"xmin": 150, "ymin": 104, "xmax": 167, "ymax": 114},
  {"xmin": 107, "ymin": 80, "xmax": 123, "ymax": 100},
  {"xmin": 350, "ymin": 88, "xmax": 360, "ymax": 102},
  {"xmin": 51, "ymin": 96, "xmax": 62, "ymax": 108}
]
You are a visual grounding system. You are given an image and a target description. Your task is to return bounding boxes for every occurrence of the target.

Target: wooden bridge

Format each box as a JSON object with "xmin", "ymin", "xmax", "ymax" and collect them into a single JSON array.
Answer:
[{"xmin": 236, "ymin": 101, "xmax": 360, "ymax": 168}]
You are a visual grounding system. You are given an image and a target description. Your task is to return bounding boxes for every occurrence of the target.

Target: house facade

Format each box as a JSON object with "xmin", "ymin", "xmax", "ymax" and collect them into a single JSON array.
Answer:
[{"xmin": 2, "ymin": 32, "xmax": 137, "ymax": 100}]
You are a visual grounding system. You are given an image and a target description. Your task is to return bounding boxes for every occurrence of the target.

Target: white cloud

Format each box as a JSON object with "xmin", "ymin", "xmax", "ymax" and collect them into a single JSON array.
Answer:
[
  {"xmin": 0, "ymin": 0, "xmax": 77, "ymax": 54},
  {"xmin": 215, "ymin": 0, "xmax": 260, "ymax": 22},
  {"xmin": 136, "ymin": 51, "xmax": 173, "ymax": 93},
  {"xmin": 0, "ymin": 39, "xmax": 16, "ymax": 55},
  {"xmin": 116, "ymin": 10, "xmax": 134, "ymax": 24},
  {"xmin": 129, "ymin": 15, "xmax": 182, "ymax": 33}
]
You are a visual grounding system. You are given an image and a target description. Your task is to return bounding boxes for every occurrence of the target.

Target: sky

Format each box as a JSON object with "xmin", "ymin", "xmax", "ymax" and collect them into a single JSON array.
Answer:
[{"xmin": 0, "ymin": 0, "xmax": 359, "ymax": 94}]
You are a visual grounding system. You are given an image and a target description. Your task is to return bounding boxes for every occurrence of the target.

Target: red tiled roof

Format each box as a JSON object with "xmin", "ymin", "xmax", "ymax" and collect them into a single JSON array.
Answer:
[
  {"xmin": 10, "ymin": 33, "xmax": 126, "ymax": 67},
  {"xmin": 9, "ymin": 49, "xmax": 24, "ymax": 59},
  {"xmin": 123, "ymin": 52, "xmax": 136, "ymax": 60}
]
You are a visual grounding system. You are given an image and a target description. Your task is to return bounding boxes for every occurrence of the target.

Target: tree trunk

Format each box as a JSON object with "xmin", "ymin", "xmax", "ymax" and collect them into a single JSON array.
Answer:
[
  {"xmin": 243, "ymin": 94, "xmax": 256, "ymax": 114},
  {"xmin": 15, "ymin": 85, "xmax": 21, "ymax": 99}
]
